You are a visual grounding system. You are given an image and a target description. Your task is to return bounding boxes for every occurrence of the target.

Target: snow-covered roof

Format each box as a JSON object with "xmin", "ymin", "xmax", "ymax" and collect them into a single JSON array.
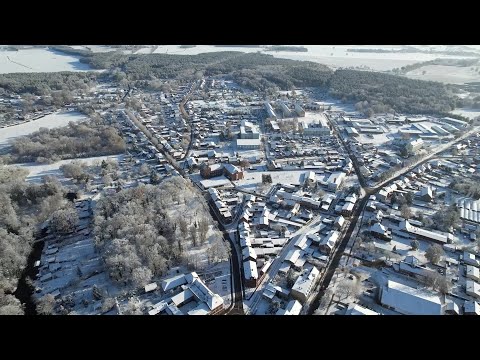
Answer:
[
  {"xmin": 161, "ymin": 273, "xmax": 187, "ymax": 292},
  {"xmin": 224, "ymin": 163, "xmax": 241, "ymax": 175},
  {"xmin": 380, "ymin": 280, "xmax": 443, "ymax": 315},
  {"xmin": 291, "ymin": 266, "xmax": 319, "ymax": 299},
  {"xmin": 277, "ymin": 300, "xmax": 303, "ymax": 315},
  {"xmin": 244, "ymin": 260, "xmax": 258, "ymax": 280},
  {"xmin": 345, "ymin": 304, "xmax": 378, "ymax": 315},
  {"xmin": 285, "ymin": 249, "xmax": 301, "ymax": 264},
  {"xmin": 144, "ymin": 282, "xmax": 157, "ymax": 293},
  {"xmin": 464, "ymin": 300, "xmax": 480, "ymax": 315},
  {"xmin": 242, "ymin": 246, "xmax": 257, "ymax": 260}
]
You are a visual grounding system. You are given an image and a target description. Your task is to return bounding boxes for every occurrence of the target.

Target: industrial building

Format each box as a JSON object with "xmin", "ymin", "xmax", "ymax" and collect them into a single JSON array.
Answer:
[{"xmin": 265, "ymin": 101, "xmax": 277, "ymax": 119}]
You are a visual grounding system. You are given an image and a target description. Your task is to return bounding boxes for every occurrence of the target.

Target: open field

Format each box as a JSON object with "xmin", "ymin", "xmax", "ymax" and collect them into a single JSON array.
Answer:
[
  {"xmin": 405, "ymin": 64, "xmax": 480, "ymax": 84},
  {"xmin": 0, "ymin": 48, "xmax": 92, "ymax": 73},
  {"xmin": 0, "ymin": 111, "xmax": 88, "ymax": 149}
]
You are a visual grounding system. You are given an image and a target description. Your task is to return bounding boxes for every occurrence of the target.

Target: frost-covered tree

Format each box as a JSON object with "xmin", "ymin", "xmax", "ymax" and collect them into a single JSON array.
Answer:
[
  {"xmin": 425, "ymin": 244, "xmax": 444, "ymax": 265},
  {"xmin": 36, "ymin": 294, "xmax": 56, "ymax": 315},
  {"xmin": 49, "ymin": 205, "xmax": 79, "ymax": 235}
]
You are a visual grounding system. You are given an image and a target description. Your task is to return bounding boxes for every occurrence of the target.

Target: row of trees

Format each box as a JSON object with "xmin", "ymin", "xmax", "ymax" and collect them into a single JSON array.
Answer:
[{"xmin": 94, "ymin": 178, "xmax": 230, "ymax": 288}]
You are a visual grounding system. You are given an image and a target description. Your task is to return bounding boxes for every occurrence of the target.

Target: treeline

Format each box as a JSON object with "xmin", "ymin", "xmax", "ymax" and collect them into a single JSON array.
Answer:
[
  {"xmin": 94, "ymin": 179, "xmax": 229, "ymax": 288},
  {"xmin": 0, "ymin": 167, "xmax": 68, "ymax": 315},
  {"xmin": 392, "ymin": 58, "xmax": 480, "ymax": 75},
  {"xmin": 0, "ymin": 72, "xmax": 97, "ymax": 95},
  {"xmin": 49, "ymin": 46, "xmax": 92, "ymax": 57},
  {"xmin": 7, "ymin": 120, "xmax": 126, "ymax": 164},
  {"xmin": 265, "ymin": 46, "xmax": 308, "ymax": 52}
]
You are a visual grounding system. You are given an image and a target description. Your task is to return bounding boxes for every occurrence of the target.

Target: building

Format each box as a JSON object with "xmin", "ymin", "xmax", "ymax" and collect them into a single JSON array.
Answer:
[
  {"xmin": 466, "ymin": 280, "xmax": 480, "ymax": 300},
  {"xmin": 237, "ymin": 138, "xmax": 261, "ymax": 150},
  {"xmin": 302, "ymin": 171, "xmax": 317, "ymax": 188},
  {"xmin": 399, "ymin": 220, "xmax": 453, "ymax": 245},
  {"xmin": 467, "ymin": 265, "xmax": 480, "ymax": 282},
  {"xmin": 405, "ymin": 138, "xmax": 424, "ymax": 155},
  {"xmin": 464, "ymin": 300, "xmax": 480, "ymax": 315},
  {"xmin": 276, "ymin": 300, "xmax": 302, "ymax": 315},
  {"xmin": 244, "ymin": 260, "xmax": 259, "ymax": 288},
  {"xmin": 319, "ymin": 230, "xmax": 340, "ymax": 254},
  {"xmin": 301, "ymin": 116, "xmax": 331, "ymax": 136},
  {"xmin": 278, "ymin": 101, "xmax": 292, "ymax": 117},
  {"xmin": 239, "ymin": 120, "xmax": 260, "ymax": 139},
  {"xmin": 290, "ymin": 266, "xmax": 320, "ymax": 303},
  {"xmin": 154, "ymin": 272, "xmax": 224, "ymax": 315},
  {"xmin": 326, "ymin": 172, "xmax": 346, "ymax": 191},
  {"xmin": 265, "ymin": 101, "xmax": 277, "ymax": 119},
  {"xmin": 294, "ymin": 103, "xmax": 305, "ymax": 117},
  {"xmin": 418, "ymin": 186, "xmax": 433, "ymax": 202},
  {"xmin": 200, "ymin": 163, "xmax": 244, "ymax": 181},
  {"xmin": 380, "ymin": 280, "xmax": 444, "ymax": 315},
  {"xmin": 223, "ymin": 163, "xmax": 244, "ymax": 181},
  {"xmin": 442, "ymin": 117, "xmax": 468, "ymax": 129},
  {"xmin": 369, "ymin": 223, "xmax": 392, "ymax": 241},
  {"xmin": 345, "ymin": 304, "xmax": 379, "ymax": 315},
  {"xmin": 200, "ymin": 163, "xmax": 224, "ymax": 179}
]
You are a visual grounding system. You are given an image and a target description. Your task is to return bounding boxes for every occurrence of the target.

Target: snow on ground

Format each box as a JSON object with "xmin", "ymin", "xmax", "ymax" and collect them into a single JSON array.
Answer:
[
  {"xmin": 405, "ymin": 64, "xmax": 480, "ymax": 84},
  {"xmin": 234, "ymin": 169, "xmax": 307, "ymax": 191},
  {"xmin": 450, "ymin": 108, "xmax": 480, "ymax": 120},
  {"xmin": 0, "ymin": 48, "xmax": 92, "ymax": 73},
  {"xmin": 0, "ymin": 111, "xmax": 88, "ymax": 149},
  {"xmin": 17, "ymin": 154, "xmax": 123, "ymax": 183}
]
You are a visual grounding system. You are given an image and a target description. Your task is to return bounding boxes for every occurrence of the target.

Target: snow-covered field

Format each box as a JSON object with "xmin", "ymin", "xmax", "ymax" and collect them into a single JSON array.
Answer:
[
  {"xmin": 18, "ymin": 154, "xmax": 123, "ymax": 183},
  {"xmin": 405, "ymin": 64, "xmax": 480, "ymax": 84},
  {"xmin": 0, "ymin": 48, "xmax": 92, "ymax": 73},
  {"xmin": 0, "ymin": 111, "xmax": 88, "ymax": 149},
  {"xmin": 450, "ymin": 108, "xmax": 480, "ymax": 120}
]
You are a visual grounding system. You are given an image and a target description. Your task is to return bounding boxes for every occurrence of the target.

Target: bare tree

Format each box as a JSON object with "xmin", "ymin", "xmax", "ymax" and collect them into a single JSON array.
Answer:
[
  {"xmin": 410, "ymin": 239, "xmax": 420, "ymax": 251},
  {"xmin": 198, "ymin": 217, "xmax": 210, "ymax": 244},
  {"xmin": 400, "ymin": 204, "xmax": 412, "ymax": 219},
  {"xmin": 189, "ymin": 225, "xmax": 198, "ymax": 247}
]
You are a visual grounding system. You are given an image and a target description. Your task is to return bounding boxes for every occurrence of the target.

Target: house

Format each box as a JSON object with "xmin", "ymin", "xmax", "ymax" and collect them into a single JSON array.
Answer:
[
  {"xmin": 239, "ymin": 120, "xmax": 260, "ymax": 139},
  {"xmin": 380, "ymin": 280, "xmax": 444, "ymax": 315},
  {"xmin": 276, "ymin": 299, "xmax": 302, "ymax": 315},
  {"xmin": 345, "ymin": 304, "xmax": 379, "ymax": 315},
  {"xmin": 464, "ymin": 300, "xmax": 480, "ymax": 315},
  {"xmin": 399, "ymin": 220, "xmax": 452, "ymax": 245},
  {"xmin": 341, "ymin": 202, "xmax": 355, "ymax": 217},
  {"xmin": 244, "ymin": 260, "xmax": 259, "ymax": 288},
  {"xmin": 144, "ymin": 282, "xmax": 157, "ymax": 293},
  {"xmin": 466, "ymin": 265, "xmax": 480, "ymax": 282},
  {"xmin": 369, "ymin": 223, "xmax": 392, "ymax": 241},
  {"xmin": 418, "ymin": 186, "xmax": 433, "ymax": 202},
  {"xmin": 319, "ymin": 230, "xmax": 340, "ymax": 254},
  {"xmin": 223, "ymin": 163, "xmax": 244, "ymax": 181},
  {"xmin": 294, "ymin": 103, "xmax": 305, "ymax": 117},
  {"xmin": 466, "ymin": 280, "xmax": 480, "ymax": 300},
  {"xmin": 290, "ymin": 266, "xmax": 320, "ymax": 303},
  {"xmin": 334, "ymin": 215, "xmax": 345, "ymax": 230},
  {"xmin": 302, "ymin": 171, "xmax": 317, "ymax": 188},
  {"xmin": 326, "ymin": 172, "xmax": 346, "ymax": 192},
  {"xmin": 463, "ymin": 251, "xmax": 480, "ymax": 267}
]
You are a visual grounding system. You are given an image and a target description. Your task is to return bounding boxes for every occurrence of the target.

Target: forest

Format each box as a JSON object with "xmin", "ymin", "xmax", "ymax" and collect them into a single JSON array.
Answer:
[
  {"xmin": 6, "ymin": 119, "xmax": 126, "ymax": 164},
  {"xmin": 94, "ymin": 178, "xmax": 229, "ymax": 288},
  {"xmin": 0, "ymin": 72, "xmax": 98, "ymax": 95},
  {"xmin": 0, "ymin": 166, "xmax": 71, "ymax": 314}
]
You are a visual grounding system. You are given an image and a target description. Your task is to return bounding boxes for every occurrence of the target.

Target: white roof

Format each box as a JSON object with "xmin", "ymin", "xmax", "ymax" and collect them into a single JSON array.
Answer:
[
  {"xmin": 244, "ymin": 260, "xmax": 258, "ymax": 280},
  {"xmin": 161, "ymin": 274, "xmax": 187, "ymax": 292},
  {"xmin": 345, "ymin": 304, "xmax": 379, "ymax": 315},
  {"xmin": 291, "ymin": 266, "xmax": 319, "ymax": 298},
  {"xmin": 381, "ymin": 280, "xmax": 443, "ymax": 315},
  {"xmin": 285, "ymin": 249, "xmax": 301, "ymax": 264},
  {"xmin": 277, "ymin": 300, "xmax": 303, "ymax": 315},
  {"xmin": 464, "ymin": 300, "xmax": 480, "ymax": 315},
  {"xmin": 144, "ymin": 282, "xmax": 157, "ymax": 293}
]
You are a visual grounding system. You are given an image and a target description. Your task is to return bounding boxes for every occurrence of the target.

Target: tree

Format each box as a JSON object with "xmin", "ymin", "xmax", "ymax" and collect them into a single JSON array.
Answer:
[
  {"xmin": 286, "ymin": 269, "xmax": 297, "ymax": 288},
  {"xmin": 262, "ymin": 174, "xmax": 272, "ymax": 184},
  {"xmin": 189, "ymin": 225, "xmax": 198, "ymax": 247},
  {"xmin": 131, "ymin": 266, "xmax": 153, "ymax": 288},
  {"xmin": 410, "ymin": 240, "xmax": 420, "ymax": 251},
  {"xmin": 198, "ymin": 217, "xmax": 210, "ymax": 244},
  {"xmin": 400, "ymin": 204, "xmax": 412, "ymax": 219},
  {"xmin": 139, "ymin": 163, "xmax": 150, "ymax": 176},
  {"xmin": 49, "ymin": 206, "xmax": 79, "ymax": 235},
  {"xmin": 36, "ymin": 294, "xmax": 56, "ymax": 315},
  {"xmin": 102, "ymin": 174, "xmax": 113, "ymax": 187},
  {"xmin": 178, "ymin": 217, "xmax": 188, "ymax": 239},
  {"xmin": 425, "ymin": 244, "xmax": 444, "ymax": 265}
]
